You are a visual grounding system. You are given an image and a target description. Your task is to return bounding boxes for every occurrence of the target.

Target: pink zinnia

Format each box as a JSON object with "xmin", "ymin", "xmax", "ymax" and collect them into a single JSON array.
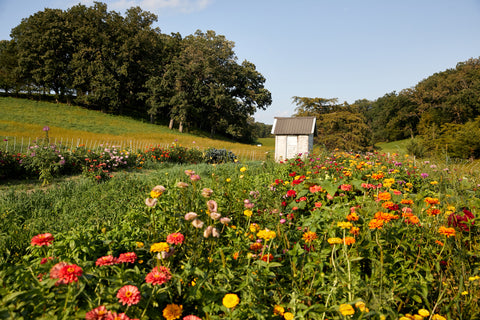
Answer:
[
  {"xmin": 183, "ymin": 316, "xmax": 202, "ymax": 320},
  {"xmin": 85, "ymin": 305, "xmax": 108, "ymax": 319},
  {"xmin": 105, "ymin": 311, "xmax": 132, "ymax": 320},
  {"xmin": 95, "ymin": 255, "xmax": 117, "ymax": 266},
  {"xmin": 117, "ymin": 285, "xmax": 141, "ymax": 306},
  {"xmin": 117, "ymin": 252, "xmax": 137, "ymax": 263},
  {"xmin": 145, "ymin": 266, "xmax": 172, "ymax": 285},
  {"xmin": 50, "ymin": 262, "xmax": 68, "ymax": 281},
  {"xmin": 207, "ymin": 200, "xmax": 218, "ymax": 212},
  {"xmin": 166, "ymin": 233, "xmax": 184, "ymax": 245},
  {"xmin": 31, "ymin": 233, "xmax": 54, "ymax": 246}
]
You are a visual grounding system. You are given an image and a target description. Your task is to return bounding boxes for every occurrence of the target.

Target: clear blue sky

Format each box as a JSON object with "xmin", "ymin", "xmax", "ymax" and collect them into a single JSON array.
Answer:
[{"xmin": 1, "ymin": 0, "xmax": 480, "ymax": 124}]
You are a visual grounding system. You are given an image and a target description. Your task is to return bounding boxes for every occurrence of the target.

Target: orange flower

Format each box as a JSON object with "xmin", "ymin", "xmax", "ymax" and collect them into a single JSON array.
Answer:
[
  {"xmin": 346, "ymin": 212, "xmax": 359, "ymax": 221},
  {"xmin": 343, "ymin": 237, "xmax": 356, "ymax": 245},
  {"xmin": 249, "ymin": 242, "xmax": 263, "ymax": 251},
  {"xmin": 302, "ymin": 231, "xmax": 318, "ymax": 243},
  {"xmin": 349, "ymin": 226, "xmax": 360, "ymax": 235},
  {"xmin": 435, "ymin": 240, "xmax": 444, "ymax": 246},
  {"xmin": 377, "ymin": 192, "xmax": 391, "ymax": 201},
  {"xmin": 401, "ymin": 199, "xmax": 414, "ymax": 205},
  {"xmin": 368, "ymin": 218, "xmax": 384, "ymax": 229},
  {"xmin": 309, "ymin": 185, "xmax": 323, "ymax": 193},
  {"xmin": 406, "ymin": 215, "xmax": 420, "ymax": 225},
  {"xmin": 371, "ymin": 172, "xmax": 385, "ymax": 180},
  {"xmin": 424, "ymin": 197, "xmax": 440, "ymax": 206},
  {"xmin": 427, "ymin": 208, "xmax": 441, "ymax": 216},
  {"xmin": 438, "ymin": 226, "xmax": 455, "ymax": 238}
]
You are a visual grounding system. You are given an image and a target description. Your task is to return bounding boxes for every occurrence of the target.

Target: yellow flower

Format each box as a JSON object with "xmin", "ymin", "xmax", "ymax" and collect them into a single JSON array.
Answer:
[
  {"xmin": 257, "ymin": 229, "xmax": 276, "ymax": 241},
  {"xmin": 432, "ymin": 315, "xmax": 447, "ymax": 320},
  {"xmin": 150, "ymin": 242, "xmax": 169, "ymax": 252},
  {"xmin": 337, "ymin": 221, "xmax": 353, "ymax": 229},
  {"xmin": 413, "ymin": 315, "xmax": 423, "ymax": 320},
  {"xmin": 430, "ymin": 180, "xmax": 438, "ymax": 185},
  {"xmin": 273, "ymin": 305, "xmax": 285, "ymax": 316},
  {"xmin": 461, "ymin": 290, "xmax": 468, "ymax": 295},
  {"xmin": 339, "ymin": 304, "xmax": 355, "ymax": 316},
  {"xmin": 283, "ymin": 312, "xmax": 294, "ymax": 320},
  {"xmin": 244, "ymin": 209, "xmax": 253, "ymax": 217},
  {"xmin": 468, "ymin": 275, "xmax": 480, "ymax": 281},
  {"xmin": 240, "ymin": 166, "xmax": 247, "ymax": 172},
  {"xmin": 328, "ymin": 237, "xmax": 342, "ymax": 245},
  {"xmin": 136, "ymin": 241, "xmax": 144, "ymax": 248},
  {"xmin": 222, "ymin": 293, "xmax": 240, "ymax": 309},
  {"xmin": 418, "ymin": 309, "xmax": 430, "ymax": 317},
  {"xmin": 162, "ymin": 303, "xmax": 183, "ymax": 320},
  {"xmin": 302, "ymin": 231, "xmax": 318, "ymax": 243},
  {"xmin": 226, "ymin": 178, "xmax": 231, "ymax": 182},
  {"xmin": 399, "ymin": 317, "xmax": 411, "ymax": 320},
  {"xmin": 355, "ymin": 301, "xmax": 366, "ymax": 312}
]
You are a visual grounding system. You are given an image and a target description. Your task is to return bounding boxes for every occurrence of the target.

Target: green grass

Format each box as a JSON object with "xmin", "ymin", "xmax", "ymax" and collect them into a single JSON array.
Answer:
[
  {"xmin": 375, "ymin": 138, "xmax": 410, "ymax": 154},
  {"xmin": 0, "ymin": 97, "xmax": 274, "ymax": 159}
]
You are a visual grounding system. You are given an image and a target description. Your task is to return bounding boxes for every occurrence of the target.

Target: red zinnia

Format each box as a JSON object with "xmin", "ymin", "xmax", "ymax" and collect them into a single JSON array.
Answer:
[
  {"xmin": 286, "ymin": 190, "xmax": 297, "ymax": 198},
  {"xmin": 145, "ymin": 266, "xmax": 172, "ymax": 285},
  {"xmin": 166, "ymin": 233, "xmax": 185, "ymax": 245},
  {"xmin": 117, "ymin": 285, "xmax": 141, "ymax": 306},
  {"xmin": 57, "ymin": 264, "xmax": 83, "ymax": 284},
  {"xmin": 105, "ymin": 311, "xmax": 132, "ymax": 320},
  {"xmin": 85, "ymin": 305, "xmax": 108, "ymax": 319},
  {"xmin": 31, "ymin": 233, "xmax": 54, "ymax": 246},
  {"xmin": 117, "ymin": 252, "xmax": 137, "ymax": 263},
  {"xmin": 96, "ymin": 255, "xmax": 117, "ymax": 266}
]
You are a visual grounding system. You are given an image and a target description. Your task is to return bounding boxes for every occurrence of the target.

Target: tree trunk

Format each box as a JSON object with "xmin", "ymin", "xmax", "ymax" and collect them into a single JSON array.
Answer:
[
  {"xmin": 179, "ymin": 121, "xmax": 183, "ymax": 133},
  {"xmin": 169, "ymin": 119, "xmax": 174, "ymax": 130}
]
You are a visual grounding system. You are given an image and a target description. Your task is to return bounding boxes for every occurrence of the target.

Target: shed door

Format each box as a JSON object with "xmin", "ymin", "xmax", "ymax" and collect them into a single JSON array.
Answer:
[{"xmin": 286, "ymin": 135, "xmax": 297, "ymax": 159}]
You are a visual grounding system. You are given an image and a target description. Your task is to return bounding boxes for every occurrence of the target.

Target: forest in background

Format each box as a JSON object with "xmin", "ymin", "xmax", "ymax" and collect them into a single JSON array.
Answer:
[
  {"xmin": 0, "ymin": 2, "xmax": 272, "ymax": 143},
  {"xmin": 293, "ymin": 57, "xmax": 480, "ymax": 159}
]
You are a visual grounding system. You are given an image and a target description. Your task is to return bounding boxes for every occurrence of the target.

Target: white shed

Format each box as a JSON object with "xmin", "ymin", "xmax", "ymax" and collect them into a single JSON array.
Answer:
[{"xmin": 271, "ymin": 116, "xmax": 316, "ymax": 161}]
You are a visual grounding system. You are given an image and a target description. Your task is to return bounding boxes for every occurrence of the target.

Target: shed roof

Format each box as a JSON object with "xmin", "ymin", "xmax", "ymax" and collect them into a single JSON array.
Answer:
[{"xmin": 271, "ymin": 116, "xmax": 316, "ymax": 135}]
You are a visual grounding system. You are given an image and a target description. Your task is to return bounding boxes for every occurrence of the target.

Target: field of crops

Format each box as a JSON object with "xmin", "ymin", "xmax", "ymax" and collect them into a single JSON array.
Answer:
[{"xmin": 1, "ymin": 149, "xmax": 479, "ymax": 319}]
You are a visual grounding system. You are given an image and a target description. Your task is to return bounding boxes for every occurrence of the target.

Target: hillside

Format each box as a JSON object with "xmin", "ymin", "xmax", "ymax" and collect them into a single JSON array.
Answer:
[{"xmin": 0, "ymin": 97, "xmax": 273, "ymax": 160}]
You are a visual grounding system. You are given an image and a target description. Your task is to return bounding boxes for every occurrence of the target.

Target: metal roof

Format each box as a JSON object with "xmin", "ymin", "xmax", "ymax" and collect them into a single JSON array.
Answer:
[{"xmin": 271, "ymin": 117, "xmax": 316, "ymax": 135}]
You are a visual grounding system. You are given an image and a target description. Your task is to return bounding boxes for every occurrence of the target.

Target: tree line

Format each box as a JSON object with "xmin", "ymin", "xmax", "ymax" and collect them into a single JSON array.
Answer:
[
  {"xmin": 0, "ymin": 2, "xmax": 272, "ymax": 142},
  {"xmin": 293, "ymin": 57, "xmax": 480, "ymax": 158}
]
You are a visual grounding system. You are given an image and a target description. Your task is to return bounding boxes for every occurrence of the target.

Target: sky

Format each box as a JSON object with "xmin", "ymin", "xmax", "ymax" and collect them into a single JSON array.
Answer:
[{"xmin": 1, "ymin": 0, "xmax": 480, "ymax": 124}]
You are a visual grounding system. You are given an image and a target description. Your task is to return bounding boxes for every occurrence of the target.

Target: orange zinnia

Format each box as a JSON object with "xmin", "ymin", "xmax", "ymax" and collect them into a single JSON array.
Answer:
[
  {"xmin": 377, "ymin": 192, "xmax": 391, "ymax": 201},
  {"xmin": 368, "ymin": 218, "xmax": 384, "ymax": 229},
  {"xmin": 438, "ymin": 226, "xmax": 455, "ymax": 238},
  {"xmin": 343, "ymin": 237, "xmax": 356, "ymax": 245}
]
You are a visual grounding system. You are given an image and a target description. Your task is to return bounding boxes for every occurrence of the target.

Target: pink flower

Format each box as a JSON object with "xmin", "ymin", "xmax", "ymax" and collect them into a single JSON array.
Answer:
[
  {"xmin": 51, "ymin": 263, "xmax": 83, "ymax": 285},
  {"xmin": 183, "ymin": 316, "xmax": 202, "ymax": 320},
  {"xmin": 190, "ymin": 174, "xmax": 201, "ymax": 181},
  {"xmin": 96, "ymin": 255, "xmax": 117, "ymax": 266},
  {"xmin": 85, "ymin": 305, "xmax": 108, "ymax": 319},
  {"xmin": 117, "ymin": 252, "xmax": 137, "ymax": 263},
  {"xmin": 207, "ymin": 200, "xmax": 218, "ymax": 212},
  {"xmin": 145, "ymin": 266, "xmax": 172, "ymax": 285},
  {"xmin": 117, "ymin": 285, "xmax": 141, "ymax": 306},
  {"xmin": 185, "ymin": 212, "xmax": 198, "ymax": 220},
  {"xmin": 166, "ymin": 233, "xmax": 185, "ymax": 245},
  {"xmin": 192, "ymin": 219, "xmax": 204, "ymax": 229}
]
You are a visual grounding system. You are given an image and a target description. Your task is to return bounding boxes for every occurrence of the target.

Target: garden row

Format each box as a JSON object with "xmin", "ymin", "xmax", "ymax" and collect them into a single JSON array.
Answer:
[
  {"xmin": 1, "ymin": 151, "xmax": 479, "ymax": 319},
  {"xmin": 0, "ymin": 129, "xmax": 237, "ymax": 184}
]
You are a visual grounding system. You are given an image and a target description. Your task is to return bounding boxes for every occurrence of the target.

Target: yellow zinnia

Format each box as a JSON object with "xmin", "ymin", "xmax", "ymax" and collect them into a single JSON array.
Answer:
[
  {"xmin": 283, "ymin": 312, "xmax": 294, "ymax": 320},
  {"xmin": 418, "ymin": 309, "xmax": 430, "ymax": 317},
  {"xmin": 162, "ymin": 304, "xmax": 183, "ymax": 320},
  {"xmin": 339, "ymin": 304, "xmax": 355, "ymax": 316},
  {"xmin": 222, "ymin": 293, "xmax": 240, "ymax": 309},
  {"xmin": 150, "ymin": 242, "xmax": 169, "ymax": 252}
]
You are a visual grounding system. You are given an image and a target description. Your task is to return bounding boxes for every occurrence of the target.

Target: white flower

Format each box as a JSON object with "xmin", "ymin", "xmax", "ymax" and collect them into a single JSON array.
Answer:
[{"xmin": 192, "ymin": 219, "xmax": 204, "ymax": 229}]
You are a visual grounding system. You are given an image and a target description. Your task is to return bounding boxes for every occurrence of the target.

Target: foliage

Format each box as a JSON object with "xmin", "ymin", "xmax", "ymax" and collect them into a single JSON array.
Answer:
[
  {"xmin": 204, "ymin": 148, "xmax": 237, "ymax": 164},
  {"xmin": 1, "ymin": 152, "xmax": 479, "ymax": 319},
  {"xmin": 1, "ymin": 3, "xmax": 271, "ymax": 142}
]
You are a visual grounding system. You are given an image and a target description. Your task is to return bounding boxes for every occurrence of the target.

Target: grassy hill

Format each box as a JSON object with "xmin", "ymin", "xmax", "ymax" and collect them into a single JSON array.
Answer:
[{"xmin": 0, "ymin": 97, "xmax": 273, "ymax": 160}]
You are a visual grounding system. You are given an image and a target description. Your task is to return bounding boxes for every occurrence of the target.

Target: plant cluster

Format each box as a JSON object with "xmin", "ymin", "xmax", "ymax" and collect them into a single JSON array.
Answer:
[{"xmin": 1, "ymin": 152, "xmax": 479, "ymax": 319}]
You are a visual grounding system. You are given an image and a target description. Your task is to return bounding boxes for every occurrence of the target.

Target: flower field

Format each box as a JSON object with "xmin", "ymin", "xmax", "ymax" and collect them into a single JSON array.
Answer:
[{"xmin": 1, "ymin": 151, "xmax": 479, "ymax": 319}]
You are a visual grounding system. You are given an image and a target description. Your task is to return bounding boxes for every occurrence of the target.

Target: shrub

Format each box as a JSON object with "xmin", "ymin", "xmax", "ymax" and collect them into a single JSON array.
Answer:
[{"xmin": 204, "ymin": 148, "xmax": 237, "ymax": 164}]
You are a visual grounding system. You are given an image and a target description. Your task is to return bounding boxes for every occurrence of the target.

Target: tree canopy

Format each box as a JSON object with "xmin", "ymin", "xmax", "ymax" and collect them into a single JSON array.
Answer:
[{"xmin": 0, "ymin": 2, "xmax": 271, "ymax": 143}]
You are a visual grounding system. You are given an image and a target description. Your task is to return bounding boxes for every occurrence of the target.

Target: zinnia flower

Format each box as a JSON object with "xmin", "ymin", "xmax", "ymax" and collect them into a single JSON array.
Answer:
[
  {"xmin": 145, "ymin": 198, "xmax": 158, "ymax": 207},
  {"xmin": 96, "ymin": 255, "xmax": 117, "ymax": 266},
  {"xmin": 418, "ymin": 309, "xmax": 430, "ymax": 317},
  {"xmin": 343, "ymin": 236, "xmax": 356, "ymax": 245},
  {"xmin": 220, "ymin": 217, "xmax": 231, "ymax": 224},
  {"xmin": 105, "ymin": 311, "xmax": 132, "ymax": 319},
  {"xmin": 185, "ymin": 212, "xmax": 198, "ymax": 221},
  {"xmin": 190, "ymin": 174, "xmax": 201, "ymax": 182},
  {"xmin": 302, "ymin": 231, "xmax": 318, "ymax": 243},
  {"xmin": 283, "ymin": 312, "xmax": 294, "ymax": 320},
  {"xmin": 166, "ymin": 233, "xmax": 185, "ymax": 245},
  {"xmin": 222, "ymin": 293, "xmax": 240, "ymax": 309},
  {"xmin": 337, "ymin": 221, "xmax": 353, "ymax": 229},
  {"xmin": 210, "ymin": 212, "xmax": 221, "ymax": 220},
  {"xmin": 207, "ymin": 200, "xmax": 218, "ymax": 212},
  {"xmin": 150, "ymin": 242, "xmax": 170, "ymax": 252},
  {"xmin": 150, "ymin": 185, "xmax": 166, "ymax": 198},
  {"xmin": 117, "ymin": 252, "xmax": 137, "ymax": 263},
  {"xmin": 116, "ymin": 285, "xmax": 141, "ymax": 306},
  {"xmin": 55, "ymin": 264, "xmax": 83, "ymax": 285},
  {"xmin": 145, "ymin": 266, "xmax": 172, "ymax": 285},
  {"xmin": 438, "ymin": 226, "xmax": 456, "ymax": 238},
  {"xmin": 85, "ymin": 305, "xmax": 108, "ymax": 319},
  {"xmin": 31, "ymin": 233, "xmax": 54, "ymax": 246},
  {"xmin": 163, "ymin": 304, "xmax": 183, "ymax": 320},
  {"xmin": 204, "ymin": 225, "xmax": 213, "ymax": 238},
  {"xmin": 183, "ymin": 316, "xmax": 201, "ymax": 320},
  {"xmin": 243, "ymin": 209, "xmax": 253, "ymax": 217},
  {"xmin": 201, "ymin": 188, "xmax": 213, "ymax": 197},
  {"xmin": 339, "ymin": 303, "xmax": 355, "ymax": 316},
  {"xmin": 273, "ymin": 305, "xmax": 285, "ymax": 316},
  {"xmin": 327, "ymin": 237, "xmax": 342, "ymax": 245},
  {"xmin": 257, "ymin": 229, "xmax": 276, "ymax": 241},
  {"xmin": 176, "ymin": 182, "xmax": 189, "ymax": 188},
  {"xmin": 192, "ymin": 219, "xmax": 204, "ymax": 229}
]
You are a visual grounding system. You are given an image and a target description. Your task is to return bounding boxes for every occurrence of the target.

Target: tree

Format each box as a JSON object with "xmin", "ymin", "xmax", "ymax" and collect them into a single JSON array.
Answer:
[{"xmin": 0, "ymin": 40, "xmax": 19, "ymax": 93}]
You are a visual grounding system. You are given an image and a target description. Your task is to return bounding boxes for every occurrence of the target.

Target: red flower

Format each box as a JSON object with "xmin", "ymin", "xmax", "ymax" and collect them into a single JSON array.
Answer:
[
  {"xmin": 31, "ymin": 233, "xmax": 54, "ymax": 246},
  {"xmin": 117, "ymin": 252, "xmax": 137, "ymax": 264},
  {"xmin": 166, "ymin": 232, "xmax": 185, "ymax": 245},
  {"xmin": 105, "ymin": 311, "xmax": 132, "ymax": 320},
  {"xmin": 96, "ymin": 255, "xmax": 118, "ymax": 266},
  {"xmin": 286, "ymin": 190, "xmax": 297, "ymax": 198},
  {"xmin": 145, "ymin": 266, "xmax": 172, "ymax": 285},
  {"xmin": 85, "ymin": 305, "xmax": 108, "ymax": 319},
  {"xmin": 261, "ymin": 254, "xmax": 274, "ymax": 262},
  {"xmin": 117, "ymin": 285, "xmax": 141, "ymax": 306},
  {"xmin": 448, "ymin": 208, "xmax": 475, "ymax": 232},
  {"xmin": 57, "ymin": 264, "xmax": 83, "ymax": 284}
]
